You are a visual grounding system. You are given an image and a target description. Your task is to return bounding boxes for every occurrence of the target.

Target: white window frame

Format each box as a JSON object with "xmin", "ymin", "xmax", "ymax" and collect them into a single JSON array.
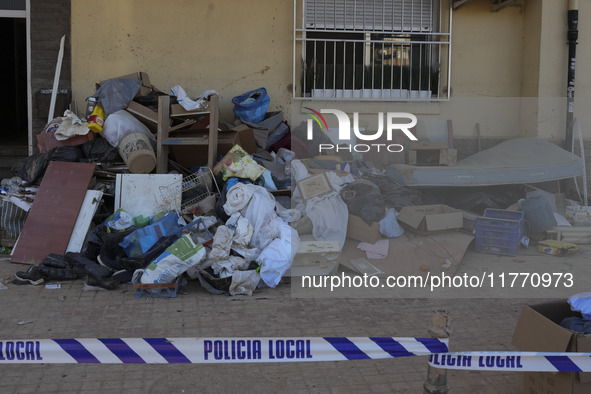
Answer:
[{"xmin": 293, "ymin": 0, "xmax": 452, "ymax": 101}]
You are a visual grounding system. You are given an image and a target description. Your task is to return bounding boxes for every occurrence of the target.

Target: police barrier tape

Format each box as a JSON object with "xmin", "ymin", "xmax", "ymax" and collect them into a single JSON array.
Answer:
[
  {"xmin": 0, "ymin": 337, "xmax": 448, "ymax": 364},
  {"xmin": 428, "ymin": 351, "xmax": 591, "ymax": 372},
  {"xmin": 2, "ymin": 337, "xmax": 590, "ymax": 372}
]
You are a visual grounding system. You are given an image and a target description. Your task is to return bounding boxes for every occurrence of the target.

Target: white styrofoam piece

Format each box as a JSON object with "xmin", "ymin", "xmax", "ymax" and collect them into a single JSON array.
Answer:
[{"xmin": 66, "ymin": 190, "xmax": 103, "ymax": 253}]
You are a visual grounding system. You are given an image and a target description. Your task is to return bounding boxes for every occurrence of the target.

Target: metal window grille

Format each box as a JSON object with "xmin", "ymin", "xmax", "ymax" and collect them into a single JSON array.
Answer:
[{"xmin": 294, "ymin": 0, "xmax": 452, "ymax": 101}]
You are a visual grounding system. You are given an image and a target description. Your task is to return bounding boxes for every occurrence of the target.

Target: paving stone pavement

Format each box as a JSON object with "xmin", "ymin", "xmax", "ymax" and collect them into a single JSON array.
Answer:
[{"xmin": 2, "ymin": 246, "xmax": 581, "ymax": 394}]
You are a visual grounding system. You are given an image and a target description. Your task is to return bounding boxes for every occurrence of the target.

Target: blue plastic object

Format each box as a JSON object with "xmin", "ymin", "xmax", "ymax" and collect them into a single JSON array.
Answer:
[
  {"xmin": 119, "ymin": 212, "xmax": 183, "ymax": 258},
  {"xmin": 475, "ymin": 209, "xmax": 525, "ymax": 256},
  {"xmin": 231, "ymin": 88, "xmax": 270, "ymax": 123}
]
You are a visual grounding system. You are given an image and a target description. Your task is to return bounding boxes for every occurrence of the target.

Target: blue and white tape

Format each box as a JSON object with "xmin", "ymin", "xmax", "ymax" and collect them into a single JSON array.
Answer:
[
  {"xmin": 0, "ymin": 337, "xmax": 447, "ymax": 364},
  {"xmin": 3, "ymin": 337, "xmax": 590, "ymax": 372},
  {"xmin": 429, "ymin": 351, "xmax": 591, "ymax": 372}
]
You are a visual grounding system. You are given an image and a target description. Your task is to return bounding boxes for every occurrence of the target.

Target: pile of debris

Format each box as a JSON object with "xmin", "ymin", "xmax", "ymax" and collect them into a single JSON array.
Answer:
[{"xmin": 1, "ymin": 71, "xmax": 591, "ymax": 297}]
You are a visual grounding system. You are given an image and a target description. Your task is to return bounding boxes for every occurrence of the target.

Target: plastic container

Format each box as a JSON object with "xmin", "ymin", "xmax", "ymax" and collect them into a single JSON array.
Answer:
[
  {"xmin": 475, "ymin": 209, "xmax": 525, "ymax": 256},
  {"xmin": 87, "ymin": 102, "xmax": 105, "ymax": 133},
  {"xmin": 231, "ymin": 87, "xmax": 270, "ymax": 123},
  {"xmin": 117, "ymin": 132, "xmax": 156, "ymax": 173}
]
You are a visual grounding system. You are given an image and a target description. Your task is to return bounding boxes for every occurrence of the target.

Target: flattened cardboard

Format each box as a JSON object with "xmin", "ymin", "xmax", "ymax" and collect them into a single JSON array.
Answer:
[
  {"xmin": 346, "ymin": 214, "xmax": 381, "ymax": 244},
  {"xmin": 397, "ymin": 204, "xmax": 463, "ymax": 234}
]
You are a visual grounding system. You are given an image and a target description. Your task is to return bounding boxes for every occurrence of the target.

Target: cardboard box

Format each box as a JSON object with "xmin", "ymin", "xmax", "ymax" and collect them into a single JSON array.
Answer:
[
  {"xmin": 566, "ymin": 206, "xmax": 591, "ymax": 227},
  {"xmin": 397, "ymin": 204, "xmax": 463, "ymax": 234},
  {"xmin": 537, "ymin": 240, "xmax": 581, "ymax": 256},
  {"xmin": 170, "ymin": 127, "xmax": 257, "ymax": 169},
  {"xmin": 346, "ymin": 214, "xmax": 381, "ymax": 244},
  {"xmin": 513, "ymin": 300, "xmax": 591, "ymax": 393}
]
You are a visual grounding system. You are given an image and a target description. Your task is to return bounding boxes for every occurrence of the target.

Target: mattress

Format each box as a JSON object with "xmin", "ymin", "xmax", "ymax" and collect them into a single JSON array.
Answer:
[{"xmin": 385, "ymin": 138, "xmax": 584, "ymax": 187}]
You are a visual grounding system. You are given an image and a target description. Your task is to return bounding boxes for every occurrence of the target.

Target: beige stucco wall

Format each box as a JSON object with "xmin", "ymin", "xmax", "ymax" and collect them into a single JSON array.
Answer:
[
  {"xmin": 71, "ymin": 0, "xmax": 293, "ymax": 122},
  {"xmin": 70, "ymin": 0, "xmax": 590, "ymax": 142}
]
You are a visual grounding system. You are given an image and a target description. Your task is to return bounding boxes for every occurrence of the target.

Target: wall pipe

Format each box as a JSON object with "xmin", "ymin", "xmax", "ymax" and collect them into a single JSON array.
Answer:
[{"xmin": 566, "ymin": 0, "xmax": 579, "ymax": 149}]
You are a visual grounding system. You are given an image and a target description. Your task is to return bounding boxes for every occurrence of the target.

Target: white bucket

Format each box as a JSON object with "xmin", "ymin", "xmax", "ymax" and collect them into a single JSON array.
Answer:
[{"xmin": 118, "ymin": 132, "xmax": 156, "ymax": 174}]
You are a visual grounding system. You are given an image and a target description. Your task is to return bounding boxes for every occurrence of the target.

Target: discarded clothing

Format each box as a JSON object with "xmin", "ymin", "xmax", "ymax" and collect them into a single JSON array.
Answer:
[
  {"xmin": 211, "ymin": 256, "xmax": 249, "ymax": 279},
  {"xmin": 54, "ymin": 111, "xmax": 90, "ymax": 141},
  {"xmin": 358, "ymin": 239, "xmax": 389, "ymax": 260},
  {"xmin": 229, "ymin": 270, "xmax": 261, "ymax": 296},
  {"xmin": 208, "ymin": 225, "xmax": 234, "ymax": 261}
]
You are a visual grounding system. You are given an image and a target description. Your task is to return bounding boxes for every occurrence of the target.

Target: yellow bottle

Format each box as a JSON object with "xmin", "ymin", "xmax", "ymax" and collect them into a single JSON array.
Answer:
[{"xmin": 88, "ymin": 102, "xmax": 105, "ymax": 133}]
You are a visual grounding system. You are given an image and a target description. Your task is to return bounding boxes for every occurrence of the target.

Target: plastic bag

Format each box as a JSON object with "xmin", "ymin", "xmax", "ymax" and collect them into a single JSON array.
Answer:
[
  {"xmin": 140, "ymin": 234, "xmax": 207, "ymax": 284},
  {"xmin": 81, "ymin": 135, "xmax": 120, "ymax": 162},
  {"xmin": 231, "ymin": 88, "xmax": 270, "ymax": 123},
  {"xmin": 101, "ymin": 110, "xmax": 155, "ymax": 148},
  {"xmin": 306, "ymin": 194, "xmax": 349, "ymax": 248},
  {"xmin": 340, "ymin": 179, "xmax": 386, "ymax": 224},
  {"xmin": 379, "ymin": 208, "xmax": 404, "ymax": 238},
  {"xmin": 93, "ymin": 78, "xmax": 142, "ymax": 116},
  {"xmin": 568, "ymin": 292, "xmax": 591, "ymax": 320},
  {"xmin": 119, "ymin": 212, "xmax": 183, "ymax": 257},
  {"xmin": 214, "ymin": 145, "xmax": 266, "ymax": 181},
  {"xmin": 103, "ymin": 209, "xmax": 135, "ymax": 230}
]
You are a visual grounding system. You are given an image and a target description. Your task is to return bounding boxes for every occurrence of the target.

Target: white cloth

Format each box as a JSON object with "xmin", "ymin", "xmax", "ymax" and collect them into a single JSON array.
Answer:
[
  {"xmin": 54, "ymin": 110, "xmax": 90, "ymax": 141},
  {"xmin": 224, "ymin": 183, "xmax": 256, "ymax": 216},
  {"xmin": 306, "ymin": 194, "xmax": 348, "ymax": 248},
  {"xmin": 357, "ymin": 239, "xmax": 389, "ymax": 260},
  {"xmin": 170, "ymin": 86, "xmax": 219, "ymax": 111}
]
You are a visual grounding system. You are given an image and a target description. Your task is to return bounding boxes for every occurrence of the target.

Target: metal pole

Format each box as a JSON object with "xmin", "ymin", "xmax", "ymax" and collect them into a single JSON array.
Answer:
[
  {"xmin": 566, "ymin": 0, "xmax": 579, "ymax": 149},
  {"xmin": 423, "ymin": 310, "xmax": 450, "ymax": 394}
]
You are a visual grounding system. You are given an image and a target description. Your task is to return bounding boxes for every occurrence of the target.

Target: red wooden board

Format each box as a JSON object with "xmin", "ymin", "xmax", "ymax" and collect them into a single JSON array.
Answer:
[{"xmin": 11, "ymin": 161, "xmax": 96, "ymax": 264}]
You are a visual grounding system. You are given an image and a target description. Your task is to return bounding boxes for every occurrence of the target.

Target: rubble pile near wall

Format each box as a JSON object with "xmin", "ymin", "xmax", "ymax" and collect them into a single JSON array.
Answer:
[{"xmin": 1, "ymin": 72, "xmax": 590, "ymax": 297}]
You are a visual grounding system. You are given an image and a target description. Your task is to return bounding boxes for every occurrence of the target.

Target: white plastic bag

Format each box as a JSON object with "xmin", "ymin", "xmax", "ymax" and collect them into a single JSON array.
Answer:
[
  {"xmin": 306, "ymin": 194, "xmax": 348, "ymax": 248},
  {"xmin": 257, "ymin": 218, "xmax": 300, "ymax": 288},
  {"xmin": 101, "ymin": 110, "xmax": 155, "ymax": 147},
  {"xmin": 379, "ymin": 208, "xmax": 405, "ymax": 238}
]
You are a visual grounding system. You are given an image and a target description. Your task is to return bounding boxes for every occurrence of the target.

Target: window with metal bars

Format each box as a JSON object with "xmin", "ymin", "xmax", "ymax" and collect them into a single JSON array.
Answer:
[{"xmin": 294, "ymin": 0, "xmax": 451, "ymax": 101}]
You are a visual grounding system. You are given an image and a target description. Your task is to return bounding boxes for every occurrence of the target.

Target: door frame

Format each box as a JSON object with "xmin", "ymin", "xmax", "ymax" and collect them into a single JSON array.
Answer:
[{"xmin": 0, "ymin": 0, "xmax": 32, "ymax": 155}]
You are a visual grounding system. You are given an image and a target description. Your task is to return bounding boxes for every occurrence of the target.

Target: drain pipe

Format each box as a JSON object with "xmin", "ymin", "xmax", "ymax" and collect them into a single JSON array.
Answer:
[{"xmin": 566, "ymin": 0, "xmax": 579, "ymax": 149}]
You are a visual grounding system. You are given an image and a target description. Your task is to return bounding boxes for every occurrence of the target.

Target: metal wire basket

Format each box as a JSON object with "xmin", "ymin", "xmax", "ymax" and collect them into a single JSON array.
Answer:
[{"xmin": 160, "ymin": 168, "xmax": 220, "ymax": 215}]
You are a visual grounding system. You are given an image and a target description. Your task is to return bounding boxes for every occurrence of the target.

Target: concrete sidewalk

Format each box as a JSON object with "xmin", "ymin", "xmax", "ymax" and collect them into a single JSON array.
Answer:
[{"xmin": 1, "ymin": 247, "xmax": 576, "ymax": 393}]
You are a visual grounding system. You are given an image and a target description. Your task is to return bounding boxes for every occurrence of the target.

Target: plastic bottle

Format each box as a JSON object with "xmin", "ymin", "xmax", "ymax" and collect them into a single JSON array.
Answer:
[
  {"xmin": 85, "ymin": 97, "xmax": 97, "ymax": 119},
  {"xmin": 88, "ymin": 102, "xmax": 105, "ymax": 133}
]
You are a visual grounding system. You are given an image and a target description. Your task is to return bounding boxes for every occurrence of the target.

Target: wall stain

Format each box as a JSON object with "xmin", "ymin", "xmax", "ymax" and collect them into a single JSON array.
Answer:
[{"xmin": 221, "ymin": 66, "xmax": 271, "ymax": 89}]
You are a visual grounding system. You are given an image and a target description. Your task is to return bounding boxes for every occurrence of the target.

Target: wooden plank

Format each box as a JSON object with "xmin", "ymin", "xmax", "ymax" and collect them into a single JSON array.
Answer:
[
  {"xmin": 156, "ymin": 95, "xmax": 171, "ymax": 173},
  {"xmin": 207, "ymin": 94, "xmax": 219, "ymax": 169},
  {"xmin": 66, "ymin": 190, "xmax": 103, "ymax": 253},
  {"xmin": 11, "ymin": 161, "xmax": 96, "ymax": 264}
]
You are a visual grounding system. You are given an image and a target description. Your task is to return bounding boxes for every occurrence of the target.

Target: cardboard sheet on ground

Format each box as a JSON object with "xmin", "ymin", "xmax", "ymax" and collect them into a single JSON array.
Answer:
[{"xmin": 341, "ymin": 231, "xmax": 474, "ymax": 277}]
